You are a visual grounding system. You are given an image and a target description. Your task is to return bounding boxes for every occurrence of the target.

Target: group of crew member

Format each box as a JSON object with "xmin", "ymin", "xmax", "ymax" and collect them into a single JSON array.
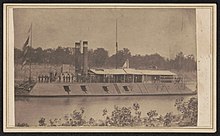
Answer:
[
  {"xmin": 38, "ymin": 75, "xmax": 51, "ymax": 83},
  {"xmin": 38, "ymin": 72, "xmax": 75, "ymax": 83},
  {"xmin": 57, "ymin": 73, "xmax": 75, "ymax": 83}
]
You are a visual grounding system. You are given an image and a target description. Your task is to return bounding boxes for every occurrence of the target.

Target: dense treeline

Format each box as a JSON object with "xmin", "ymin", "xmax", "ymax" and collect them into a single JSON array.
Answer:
[{"xmin": 15, "ymin": 47, "xmax": 196, "ymax": 71}]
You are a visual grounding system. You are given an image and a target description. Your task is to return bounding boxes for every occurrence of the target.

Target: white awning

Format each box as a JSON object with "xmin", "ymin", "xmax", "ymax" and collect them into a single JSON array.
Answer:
[
  {"xmin": 89, "ymin": 69, "xmax": 107, "ymax": 75},
  {"xmin": 138, "ymin": 70, "xmax": 176, "ymax": 76},
  {"xmin": 89, "ymin": 68, "xmax": 176, "ymax": 76},
  {"xmin": 89, "ymin": 69, "xmax": 126, "ymax": 75},
  {"xmin": 123, "ymin": 68, "xmax": 142, "ymax": 75}
]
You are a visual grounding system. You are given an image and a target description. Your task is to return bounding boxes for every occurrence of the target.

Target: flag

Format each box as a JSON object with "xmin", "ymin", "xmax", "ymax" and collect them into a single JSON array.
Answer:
[
  {"xmin": 122, "ymin": 59, "xmax": 129, "ymax": 68},
  {"xmin": 23, "ymin": 36, "xmax": 29, "ymax": 49},
  {"xmin": 22, "ymin": 36, "xmax": 30, "ymax": 54},
  {"xmin": 21, "ymin": 36, "xmax": 30, "ymax": 70},
  {"xmin": 22, "ymin": 36, "xmax": 30, "ymax": 57},
  {"xmin": 24, "ymin": 23, "xmax": 32, "ymax": 49},
  {"xmin": 21, "ymin": 24, "xmax": 32, "ymax": 70}
]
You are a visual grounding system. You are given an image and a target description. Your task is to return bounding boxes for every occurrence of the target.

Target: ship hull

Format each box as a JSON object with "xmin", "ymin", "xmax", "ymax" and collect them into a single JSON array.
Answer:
[{"xmin": 16, "ymin": 82, "xmax": 196, "ymax": 97}]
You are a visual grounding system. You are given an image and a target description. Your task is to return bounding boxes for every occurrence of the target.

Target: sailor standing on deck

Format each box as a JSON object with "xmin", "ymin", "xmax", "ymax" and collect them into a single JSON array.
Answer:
[
  {"xmin": 60, "ymin": 73, "xmax": 63, "ymax": 82},
  {"xmin": 38, "ymin": 75, "xmax": 41, "ymax": 82},
  {"xmin": 65, "ymin": 74, "xmax": 68, "ymax": 82},
  {"xmin": 45, "ymin": 75, "xmax": 48, "ymax": 83},
  {"xmin": 40, "ymin": 75, "xmax": 43, "ymax": 82},
  {"xmin": 58, "ymin": 75, "xmax": 61, "ymax": 82},
  {"xmin": 67, "ymin": 74, "xmax": 70, "ymax": 82},
  {"xmin": 63, "ymin": 73, "xmax": 65, "ymax": 82},
  {"xmin": 71, "ymin": 73, "xmax": 74, "ymax": 82},
  {"xmin": 42, "ymin": 75, "xmax": 44, "ymax": 83}
]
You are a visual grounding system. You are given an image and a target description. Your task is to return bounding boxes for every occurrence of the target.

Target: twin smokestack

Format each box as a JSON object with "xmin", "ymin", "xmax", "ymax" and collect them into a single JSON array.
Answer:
[{"xmin": 75, "ymin": 41, "xmax": 88, "ymax": 81}]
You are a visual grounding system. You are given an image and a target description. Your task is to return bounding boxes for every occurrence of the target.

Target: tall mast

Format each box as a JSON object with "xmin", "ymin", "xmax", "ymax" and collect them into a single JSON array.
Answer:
[
  {"xmin": 29, "ymin": 23, "xmax": 32, "ymax": 83},
  {"xmin": 115, "ymin": 19, "xmax": 118, "ymax": 69}
]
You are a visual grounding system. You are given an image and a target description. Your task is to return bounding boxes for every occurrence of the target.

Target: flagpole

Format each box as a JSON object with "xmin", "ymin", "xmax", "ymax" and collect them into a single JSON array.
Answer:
[
  {"xmin": 29, "ymin": 23, "xmax": 32, "ymax": 83},
  {"xmin": 115, "ymin": 18, "xmax": 118, "ymax": 69}
]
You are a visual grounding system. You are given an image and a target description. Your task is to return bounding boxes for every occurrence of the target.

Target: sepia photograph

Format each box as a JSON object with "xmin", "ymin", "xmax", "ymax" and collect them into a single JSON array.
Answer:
[{"xmin": 3, "ymin": 4, "xmax": 216, "ymax": 132}]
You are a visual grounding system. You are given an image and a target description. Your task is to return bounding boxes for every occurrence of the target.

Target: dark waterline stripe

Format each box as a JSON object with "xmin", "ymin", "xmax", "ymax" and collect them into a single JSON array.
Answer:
[{"xmin": 15, "ymin": 92, "xmax": 197, "ymax": 98}]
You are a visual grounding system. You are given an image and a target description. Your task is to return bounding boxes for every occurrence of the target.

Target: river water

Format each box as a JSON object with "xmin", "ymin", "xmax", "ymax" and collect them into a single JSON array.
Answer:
[{"xmin": 15, "ymin": 95, "xmax": 196, "ymax": 126}]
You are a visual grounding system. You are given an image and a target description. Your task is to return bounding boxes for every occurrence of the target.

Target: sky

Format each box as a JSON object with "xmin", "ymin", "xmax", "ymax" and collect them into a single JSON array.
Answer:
[{"xmin": 13, "ymin": 8, "xmax": 196, "ymax": 59}]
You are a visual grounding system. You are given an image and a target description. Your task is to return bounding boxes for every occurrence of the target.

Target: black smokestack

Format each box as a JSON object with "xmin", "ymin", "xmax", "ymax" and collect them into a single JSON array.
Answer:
[
  {"xmin": 75, "ymin": 41, "xmax": 81, "ymax": 82},
  {"xmin": 82, "ymin": 41, "xmax": 88, "ymax": 78}
]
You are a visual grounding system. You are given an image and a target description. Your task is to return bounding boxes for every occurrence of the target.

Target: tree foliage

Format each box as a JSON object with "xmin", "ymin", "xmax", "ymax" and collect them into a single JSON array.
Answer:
[
  {"xmin": 90, "ymin": 48, "xmax": 109, "ymax": 67},
  {"xmin": 174, "ymin": 97, "xmax": 198, "ymax": 126},
  {"xmin": 15, "ymin": 47, "xmax": 196, "ymax": 71},
  {"xmin": 32, "ymin": 97, "xmax": 197, "ymax": 127}
]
